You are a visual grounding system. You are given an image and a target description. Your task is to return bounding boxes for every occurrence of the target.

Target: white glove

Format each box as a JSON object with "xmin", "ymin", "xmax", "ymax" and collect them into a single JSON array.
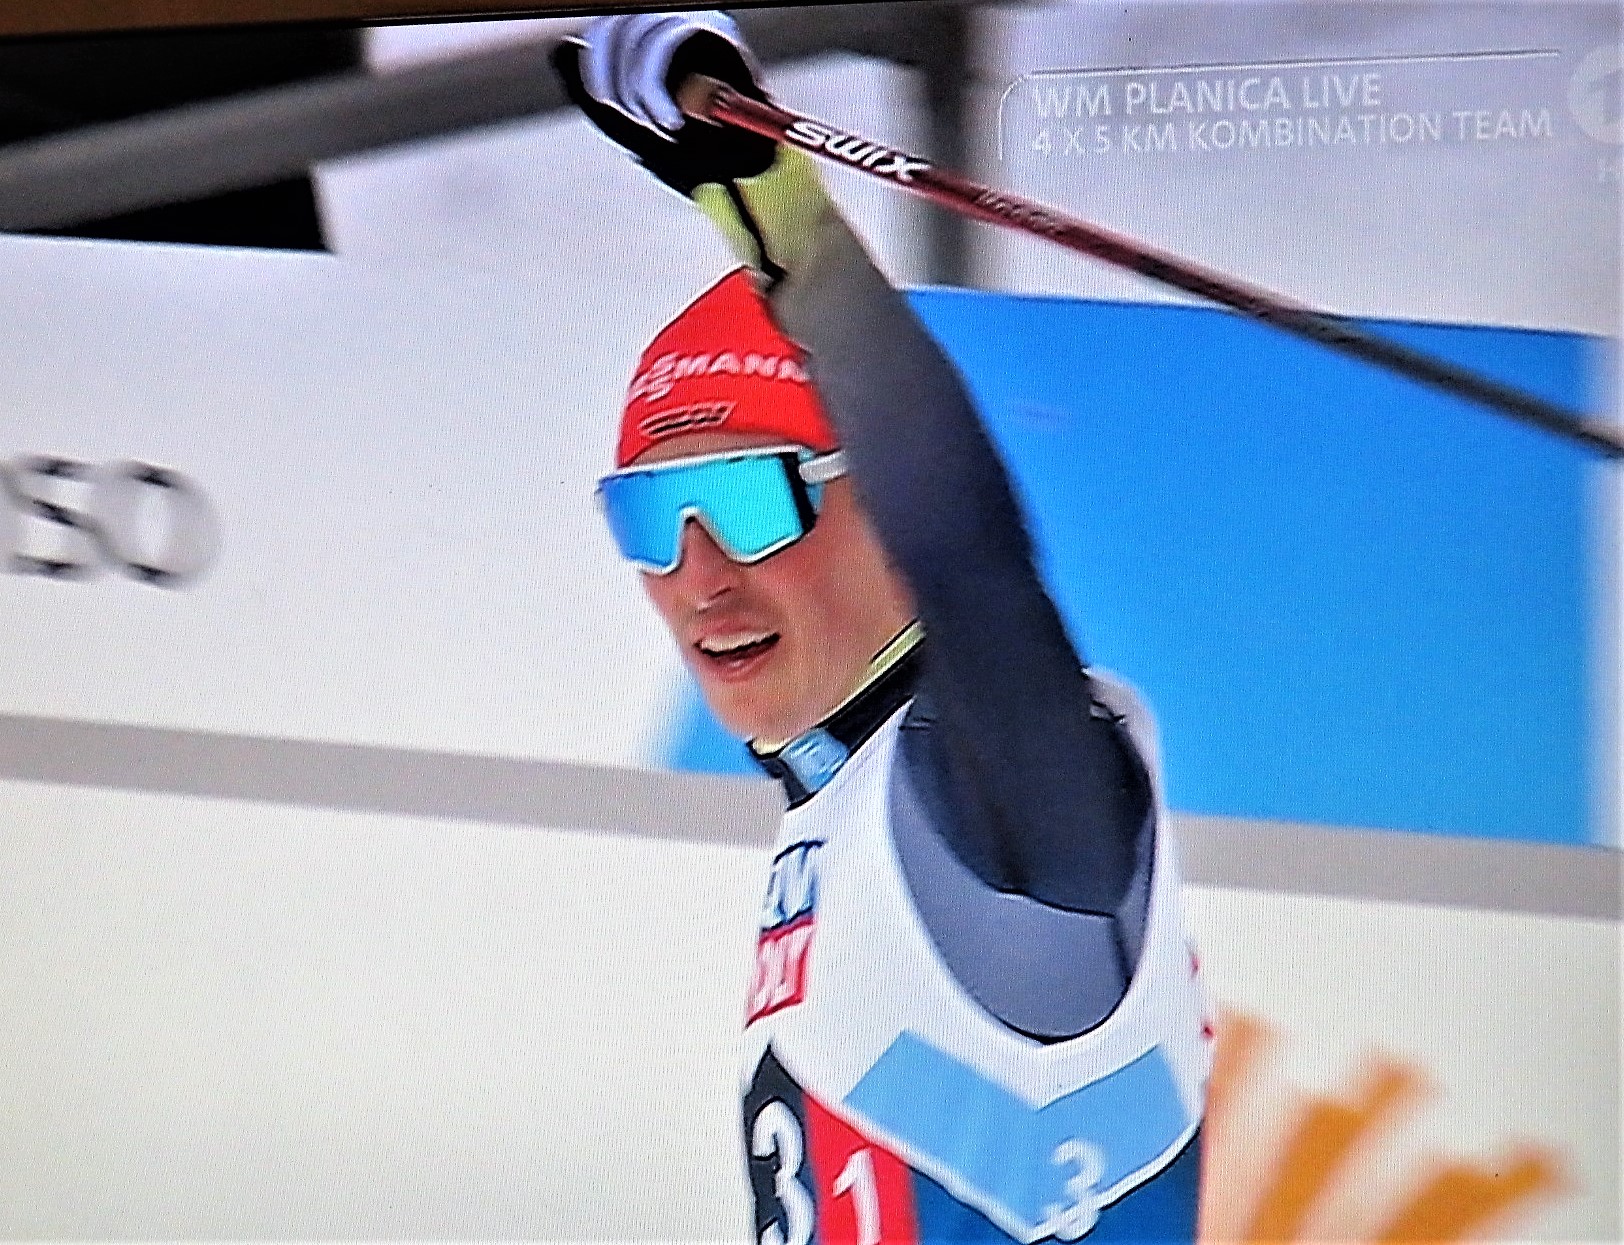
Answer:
[{"xmin": 578, "ymin": 10, "xmax": 762, "ymax": 135}]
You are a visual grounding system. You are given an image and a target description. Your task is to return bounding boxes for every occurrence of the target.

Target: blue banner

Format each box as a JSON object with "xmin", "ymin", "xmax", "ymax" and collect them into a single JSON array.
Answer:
[{"xmin": 668, "ymin": 292, "xmax": 1602, "ymax": 845}]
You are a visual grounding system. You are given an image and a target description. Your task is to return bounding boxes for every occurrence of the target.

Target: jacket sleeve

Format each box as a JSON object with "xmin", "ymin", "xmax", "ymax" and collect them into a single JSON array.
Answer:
[{"xmin": 769, "ymin": 208, "xmax": 1155, "ymax": 975}]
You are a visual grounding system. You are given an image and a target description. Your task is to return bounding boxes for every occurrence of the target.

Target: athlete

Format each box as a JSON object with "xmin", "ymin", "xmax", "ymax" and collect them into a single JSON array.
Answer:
[{"xmin": 557, "ymin": 12, "xmax": 1211, "ymax": 1242}]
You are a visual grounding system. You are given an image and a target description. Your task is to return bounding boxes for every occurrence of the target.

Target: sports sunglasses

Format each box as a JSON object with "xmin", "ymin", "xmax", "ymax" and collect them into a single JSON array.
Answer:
[{"xmin": 597, "ymin": 445, "xmax": 847, "ymax": 574}]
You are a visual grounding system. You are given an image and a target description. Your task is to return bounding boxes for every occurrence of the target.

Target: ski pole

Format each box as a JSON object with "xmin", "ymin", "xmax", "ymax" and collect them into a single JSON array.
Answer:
[{"xmin": 677, "ymin": 75, "xmax": 1622, "ymax": 460}]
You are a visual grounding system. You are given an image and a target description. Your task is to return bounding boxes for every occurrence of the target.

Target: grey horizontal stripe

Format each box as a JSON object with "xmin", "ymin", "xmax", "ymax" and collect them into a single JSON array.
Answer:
[
  {"xmin": 0, "ymin": 38, "xmax": 566, "ymax": 230},
  {"xmin": 0, "ymin": 713, "xmax": 1617, "ymax": 920},
  {"xmin": 0, "ymin": 5, "xmax": 954, "ymax": 231},
  {"xmin": 0, "ymin": 712, "xmax": 785, "ymax": 845},
  {"xmin": 1175, "ymin": 813, "xmax": 1620, "ymax": 922}
]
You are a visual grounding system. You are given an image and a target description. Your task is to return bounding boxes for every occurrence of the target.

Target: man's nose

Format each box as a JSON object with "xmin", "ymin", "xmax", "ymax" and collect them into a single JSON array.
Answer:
[{"xmin": 671, "ymin": 518, "xmax": 740, "ymax": 599}]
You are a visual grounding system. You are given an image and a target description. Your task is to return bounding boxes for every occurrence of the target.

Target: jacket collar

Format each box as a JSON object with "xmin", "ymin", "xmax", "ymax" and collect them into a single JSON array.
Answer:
[{"xmin": 749, "ymin": 623, "xmax": 923, "ymax": 808}]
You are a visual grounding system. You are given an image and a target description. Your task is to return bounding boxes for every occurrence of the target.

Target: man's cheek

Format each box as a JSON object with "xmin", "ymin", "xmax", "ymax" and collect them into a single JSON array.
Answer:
[{"xmin": 641, "ymin": 581, "xmax": 679, "ymax": 631}]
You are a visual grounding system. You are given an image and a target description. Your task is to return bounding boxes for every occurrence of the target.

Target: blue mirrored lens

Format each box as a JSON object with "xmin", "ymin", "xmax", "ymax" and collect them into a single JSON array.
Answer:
[{"xmin": 599, "ymin": 453, "xmax": 809, "ymax": 571}]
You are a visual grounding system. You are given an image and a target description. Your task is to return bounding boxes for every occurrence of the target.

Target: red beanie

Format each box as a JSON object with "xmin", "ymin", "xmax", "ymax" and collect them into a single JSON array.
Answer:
[{"xmin": 617, "ymin": 268, "xmax": 838, "ymax": 467}]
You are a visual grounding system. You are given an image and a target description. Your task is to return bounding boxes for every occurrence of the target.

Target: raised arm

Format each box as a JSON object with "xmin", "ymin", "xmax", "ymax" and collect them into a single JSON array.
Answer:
[
  {"xmin": 555, "ymin": 15, "xmax": 1157, "ymax": 1000},
  {"xmin": 771, "ymin": 197, "xmax": 1156, "ymax": 977}
]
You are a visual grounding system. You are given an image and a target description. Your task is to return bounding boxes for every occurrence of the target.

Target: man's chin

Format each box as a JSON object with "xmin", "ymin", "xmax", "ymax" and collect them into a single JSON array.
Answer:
[
  {"xmin": 702, "ymin": 693, "xmax": 763, "ymax": 740},
  {"xmin": 691, "ymin": 638, "xmax": 779, "ymax": 720},
  {"xmin": 700, "ymin": 680, "xmax": 796, "ymax": 746}
]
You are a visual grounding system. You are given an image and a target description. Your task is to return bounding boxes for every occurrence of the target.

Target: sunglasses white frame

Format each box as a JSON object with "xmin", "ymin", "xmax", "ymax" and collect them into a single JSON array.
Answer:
[
  {"xmin": 596, "ymin": 445, "xmax": 848, "ymax": 574},
  {"xmin": 598, "ymin": 444, "xmax": 847, "ymax": 485}
]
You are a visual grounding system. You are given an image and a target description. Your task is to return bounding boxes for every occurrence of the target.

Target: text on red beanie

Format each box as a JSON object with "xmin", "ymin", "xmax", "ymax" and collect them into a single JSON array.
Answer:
[{"xmin": 617, "ymin": 268, "xmax": 838, "ymax": 467}]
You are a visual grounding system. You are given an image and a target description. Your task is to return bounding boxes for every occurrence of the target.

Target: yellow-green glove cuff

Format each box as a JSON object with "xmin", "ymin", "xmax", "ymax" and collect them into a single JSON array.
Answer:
[{"xmin": 691, "ymin": 144, "xmax": 832, "ymax": 282}]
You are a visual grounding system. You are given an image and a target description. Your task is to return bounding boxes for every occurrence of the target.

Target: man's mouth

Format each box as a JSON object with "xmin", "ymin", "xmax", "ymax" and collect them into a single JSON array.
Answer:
[{"xmin": 694, "ymin": 629, "xmax": 781, "ymax": 679}]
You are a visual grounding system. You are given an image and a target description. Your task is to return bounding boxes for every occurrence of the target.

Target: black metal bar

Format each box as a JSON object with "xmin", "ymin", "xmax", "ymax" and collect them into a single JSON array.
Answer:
[
  {"xmin": 0, "ymin": 4, "xmax": 977, "ymax": 231},
  {"xmin": 915, "ymin": 5, "xmax": 972, "ymax": 286}
]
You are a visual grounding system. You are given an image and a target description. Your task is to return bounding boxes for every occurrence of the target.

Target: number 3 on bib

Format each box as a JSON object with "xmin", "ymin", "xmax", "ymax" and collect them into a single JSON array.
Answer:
[
  {"xmin": 1039, "ymin": 1138, "xmax": 1105, "ymax": 1241},
  {"xmin": 753, "ymin": 1100, "xmax": 815, "ymax": 1245}
]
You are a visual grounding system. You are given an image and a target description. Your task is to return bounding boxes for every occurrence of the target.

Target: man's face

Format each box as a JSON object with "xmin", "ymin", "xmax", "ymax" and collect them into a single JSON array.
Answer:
[{"xmin": 633, "ymin": 431, "xmax": 915, "ymax": 744}]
